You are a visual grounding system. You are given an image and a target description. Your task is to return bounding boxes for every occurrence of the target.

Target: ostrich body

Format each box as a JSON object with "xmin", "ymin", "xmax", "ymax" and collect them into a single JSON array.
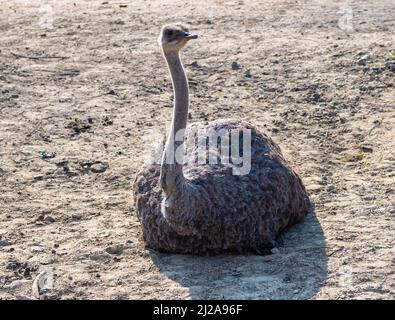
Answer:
[{"xmin": 133, "ymin": 25, "xmax": 310, "ymax": 255}]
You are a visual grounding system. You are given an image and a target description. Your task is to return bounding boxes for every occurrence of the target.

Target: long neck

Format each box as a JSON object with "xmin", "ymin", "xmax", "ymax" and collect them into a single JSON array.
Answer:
[{"xmin": 160, "ymin": 50, "xmax": 189, "ymax": 196}]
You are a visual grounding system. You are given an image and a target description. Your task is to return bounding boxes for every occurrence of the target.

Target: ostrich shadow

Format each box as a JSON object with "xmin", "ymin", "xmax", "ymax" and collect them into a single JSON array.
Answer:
[{"xmin": 150, "ymin": 204, "xmax": 328, "ymax": 299}]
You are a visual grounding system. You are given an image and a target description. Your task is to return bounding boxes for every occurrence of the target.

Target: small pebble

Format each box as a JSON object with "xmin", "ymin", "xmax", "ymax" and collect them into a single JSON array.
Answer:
[
  {"xmin": 72, "ymin": 214, "xmax": 82, "ymax": 221},
  {"xmin": 90, "ymin": 162, "xmax": 108, "ymax": 173},
  {"xmin": 0, "ymin": 240, "xmax": 11, "ymax": 246},
  {"xmin": 357, "ymin": 53, "xmax": 371, "ymax": 66},
  {"xmin": 59, "ymin": 97, "xmax": 72, "ymax": 103},
  {"xmin": 385, "ymin": 60, "xmax": 395, "ymax": 72},
  {"xmin": 360, "ymin": 145, "xmax": 373, "ymax": 153},
  {"xmin": 105, "ymin": 245, "xmax": 124, "ymax": 255},
  {"xmin": 40, "ymin": 150, "xmax": 55, "ymax": 160},
  {"xmin": 44, "ymin": 215, "xmax": 55, "ymax": 223},
  {"xmin": 327, "ymin": 185, "xmax": 336, "ymax": 193},
  {"xmin": 231, "ymin": 61, "xmax": 241, "ymax": 70}
]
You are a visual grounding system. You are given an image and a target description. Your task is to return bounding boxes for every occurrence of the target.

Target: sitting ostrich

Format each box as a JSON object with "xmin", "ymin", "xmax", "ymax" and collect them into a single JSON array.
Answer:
[{"xmin": 133, "ymin": 24, "xmax": 310, "ymax": 255}]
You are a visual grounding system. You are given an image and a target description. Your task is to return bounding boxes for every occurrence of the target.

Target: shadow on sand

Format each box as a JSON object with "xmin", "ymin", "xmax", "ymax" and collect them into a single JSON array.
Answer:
[{"xmin": 150, "ymin": 205, "xmax": 327, "ymax": 299}]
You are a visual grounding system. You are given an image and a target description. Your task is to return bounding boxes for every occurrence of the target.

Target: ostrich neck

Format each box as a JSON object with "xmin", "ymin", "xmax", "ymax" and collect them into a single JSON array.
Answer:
[
  {"xmin": 165, "ymin": 51, "xmax": 189, "ymax": 143},
  {"xmin": 160, "ymin": 50, "xmax": 189, "ymax": 196}
]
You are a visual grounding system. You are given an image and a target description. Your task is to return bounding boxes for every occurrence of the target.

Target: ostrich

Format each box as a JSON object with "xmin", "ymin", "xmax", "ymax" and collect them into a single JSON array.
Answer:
[{"xmin": 133, "ymin": 24, "xmax": 310, "ymax": 255}]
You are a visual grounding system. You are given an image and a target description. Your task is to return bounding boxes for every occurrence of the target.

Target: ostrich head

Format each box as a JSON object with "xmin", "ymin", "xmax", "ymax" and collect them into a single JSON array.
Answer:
[{"xmin": 158, "ymin": 24, "xmax": 198, "ymax": 53}]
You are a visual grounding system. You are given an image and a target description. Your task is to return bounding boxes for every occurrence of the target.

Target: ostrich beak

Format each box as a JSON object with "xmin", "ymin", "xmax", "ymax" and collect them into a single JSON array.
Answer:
[{"xmin": 182, "ymin": 32, "xmax": 198, "ymax": 40}]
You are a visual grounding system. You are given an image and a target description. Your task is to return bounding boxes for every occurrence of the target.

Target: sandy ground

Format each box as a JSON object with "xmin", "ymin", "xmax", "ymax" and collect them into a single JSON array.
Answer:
[{"xmin": 0, "ymin": 0, "xmax": 394, "ymax": 300}]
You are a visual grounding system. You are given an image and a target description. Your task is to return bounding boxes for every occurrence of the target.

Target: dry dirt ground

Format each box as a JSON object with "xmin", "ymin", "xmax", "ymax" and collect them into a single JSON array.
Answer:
[{"xmin": 0, "ymin": 0, "xmax": 394, "ymax": 300}]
